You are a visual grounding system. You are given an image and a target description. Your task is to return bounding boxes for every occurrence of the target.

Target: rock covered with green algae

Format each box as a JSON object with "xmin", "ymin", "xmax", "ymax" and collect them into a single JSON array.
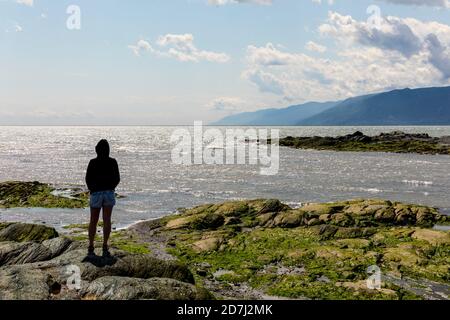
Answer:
[
  {"xmin": 0, "ymin": 181, "xmax": 89, "ymax": 209},
  {"xmin": 166, "ymin": 199, "xmax": 446, "ymax": 230},
  {"xmin": 130, "ymin": 199, "xmax": 450, "ymax": 300},
  {"xmin": 0, "ymin": 222, "xmax": 211, "ymax": 300},
  {"xmin": 277, "ymin": 131, "xmax": 450, "ymax": 155}
]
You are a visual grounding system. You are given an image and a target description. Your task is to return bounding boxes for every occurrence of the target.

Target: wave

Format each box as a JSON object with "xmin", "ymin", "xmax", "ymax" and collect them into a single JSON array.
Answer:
[
  {"xmin": 363, "ymin": 188, "xmax": 382, "ymax": 193},
  {"xmin": 285, "ymin": 201, "xmax": 303, "ymax": 209},
  {"xmin": 402, "ymin": 180, "xmax": 433, "ymax": 186}
]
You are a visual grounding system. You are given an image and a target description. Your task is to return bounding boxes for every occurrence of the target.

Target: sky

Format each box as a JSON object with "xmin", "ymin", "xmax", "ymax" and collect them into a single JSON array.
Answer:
[{"xmin": 1, "ymin": 0, "xmax": 450, "ymax": 125}]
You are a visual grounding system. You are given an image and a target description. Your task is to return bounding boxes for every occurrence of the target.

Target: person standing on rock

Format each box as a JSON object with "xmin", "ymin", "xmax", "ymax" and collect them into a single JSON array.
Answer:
[{"xmin": 85, "ymin": 139, "xmax": 120, "ymax": 257}]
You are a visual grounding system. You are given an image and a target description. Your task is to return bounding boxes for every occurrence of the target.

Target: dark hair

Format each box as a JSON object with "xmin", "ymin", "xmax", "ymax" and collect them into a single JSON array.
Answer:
[{"xmin": 95, "ymin": 139, "xmax": 110, "ymax": 158}]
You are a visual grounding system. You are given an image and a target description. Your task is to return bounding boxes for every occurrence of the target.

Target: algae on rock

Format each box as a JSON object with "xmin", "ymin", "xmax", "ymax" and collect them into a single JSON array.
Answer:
[
  {"xmin": 130, "ymin": 198, "xmax": 450, "ymax": 300},
  {"xmin": 0, "ymin": 181, "xmax": 89, "ymax": 209}
]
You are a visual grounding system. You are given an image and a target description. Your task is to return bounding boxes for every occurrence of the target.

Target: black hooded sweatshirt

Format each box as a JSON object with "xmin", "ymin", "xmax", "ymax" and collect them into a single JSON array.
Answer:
[{"xmin": 85, "ymin": 140, "xmax": 120, "ymax": 193}]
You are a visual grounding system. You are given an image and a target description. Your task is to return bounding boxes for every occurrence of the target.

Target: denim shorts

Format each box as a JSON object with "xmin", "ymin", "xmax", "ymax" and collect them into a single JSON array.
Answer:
[{"xmin": 90, "ymin": 191, "xmax": 116, "ymax": 209}]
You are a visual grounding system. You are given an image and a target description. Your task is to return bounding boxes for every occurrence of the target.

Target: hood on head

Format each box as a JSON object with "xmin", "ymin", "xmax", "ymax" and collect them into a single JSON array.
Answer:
[{"xmin": 95, "ymin": 139, "xmax": 110, "ymax": 158}]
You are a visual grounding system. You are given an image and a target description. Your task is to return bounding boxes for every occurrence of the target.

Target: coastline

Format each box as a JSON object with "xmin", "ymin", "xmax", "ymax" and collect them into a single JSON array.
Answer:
[
  {"xmin": 2, "ymin": 179, "xmax": 450, "ymax": 231},
  {"xmin": 1, "ymin": 185, "xmax": 449, "ymax": 300}
]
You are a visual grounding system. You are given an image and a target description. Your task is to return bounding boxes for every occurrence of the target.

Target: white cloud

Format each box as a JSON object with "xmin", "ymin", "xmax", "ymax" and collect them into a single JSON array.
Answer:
[
  {"xmin": 4, "ymin": 21, "xmax": 23, "ymax": 33},
  {"xmin": 378, "ymin": 0, "xmax": 450, "ymax": 8},
  {"xmin": 425, "ymin": 34, "xmax": 450, "ymax": 79},
  {"xmin": 243, "ymin": 69, "xmax": 287, "ymax": 95},
  {"xmin": 319, "ymin": 11, "xmax": 450, "ymax": 78},
  {"xmin": 246, "ymin": 43, "xmax": 299, "ymax": 66},
  {"xmin": 319, "ymin": 12, "xmax": 422, "ymax": 57},
  {"xmin": 305, "ymin": 41, "xmax": 327, "ymax": 53},
  {"xmin": 242, "ymin": 12, "xmax": 450, "ymax": 103},
  {"xmin": 311, "ymin": 0, "xmax": 335, "ymax": 5},
  {"xmin": 16, "ymin": 0, "xmax": 33, "ymax": 6},
  {"xmin": 129, "ymin": 34, "xmax": 230, "ymax": 63},
  {"xmin": 128, "ymin": 40, "xmax": 154, "ymax": 57},
  {"xmin": 311, "ymin": 0, "xmax": 450, "ymax": 7},
  {"xmin": 207, "ymin": 97, "xmax": 247, "ymax": 113},
  {"xmin": 207, "ymin": 0, "xmax": 272, "ymax": 5}
]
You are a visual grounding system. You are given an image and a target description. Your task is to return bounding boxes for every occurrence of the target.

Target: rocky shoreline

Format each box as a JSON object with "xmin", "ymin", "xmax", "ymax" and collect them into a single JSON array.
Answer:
[
  {"xmin": 1, "ymin": 187, "xmax": 449, "ymax": 300},
  {"xmin": 276, "ymin": 131, "xmax": 450, "ymax": 154}
]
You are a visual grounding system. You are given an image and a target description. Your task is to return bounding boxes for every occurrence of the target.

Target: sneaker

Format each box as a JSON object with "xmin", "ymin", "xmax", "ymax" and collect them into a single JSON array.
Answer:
[
  {"xmin": 87, "ymin": 245, "xmax": 95, "ymax": 256},
  {"xmin": 102, "ymin": 245, "xmax": 111, "ymax": 257}
]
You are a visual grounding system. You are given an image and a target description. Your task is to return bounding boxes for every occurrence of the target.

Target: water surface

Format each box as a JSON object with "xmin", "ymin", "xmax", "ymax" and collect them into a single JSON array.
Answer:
[{"xmin": 0, "ymin": 126, "xmax": 449, "ymax": 229}]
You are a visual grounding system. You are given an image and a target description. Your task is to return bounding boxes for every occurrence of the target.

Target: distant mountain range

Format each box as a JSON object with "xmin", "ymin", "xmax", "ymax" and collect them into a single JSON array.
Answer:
[
  {"xmin": 212, "ymin": 101, "xmax": 338, "ymax": 126},
  {"xmin": 212, "ymin": 86, "xmax": 450, "ymax": 126}
]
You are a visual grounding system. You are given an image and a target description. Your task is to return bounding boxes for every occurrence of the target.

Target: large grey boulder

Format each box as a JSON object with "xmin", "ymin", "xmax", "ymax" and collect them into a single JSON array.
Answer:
[
  {"xmin": 82, "ymin": 276, "xmax": 210, "ymax": 300},
  {"xmin": 0, "ymin": 237, "xmax": 73, "ymax": 266},
  {"xmin": 0, "ymin": 223, "xmax": 58, "ymax": 242},
  {"xmin": 0, "ymin": 265, "xmax": 51, "ymax": 300},
  {"xmin": 0, "ymin": 238, "xmax": 200, "ymax": 300},
  {"xmin": 0, "ymin": 222, "xmax": 212, "ymax": 300}
]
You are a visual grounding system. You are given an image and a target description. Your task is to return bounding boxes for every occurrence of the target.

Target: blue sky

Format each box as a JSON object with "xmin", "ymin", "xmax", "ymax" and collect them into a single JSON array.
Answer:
[{"xmin": 1, "ymin": 0, "xmax": 450, "ymax": 125}]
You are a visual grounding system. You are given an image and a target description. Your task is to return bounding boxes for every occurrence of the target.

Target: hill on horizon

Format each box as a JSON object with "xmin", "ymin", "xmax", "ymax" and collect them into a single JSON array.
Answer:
[
  {"xmin": 211, "ymin": 101, "xmax": 337, "ymax": 126},
  {"xmin": 212, "ymin": 86, "xmax": 450, "ymax": 126}
]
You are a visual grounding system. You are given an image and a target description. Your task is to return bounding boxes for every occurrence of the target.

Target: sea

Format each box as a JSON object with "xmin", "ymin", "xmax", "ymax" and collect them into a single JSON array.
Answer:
[{"xmin": 0, "ymin": 126, "xmax": 449, "ymax": 230}]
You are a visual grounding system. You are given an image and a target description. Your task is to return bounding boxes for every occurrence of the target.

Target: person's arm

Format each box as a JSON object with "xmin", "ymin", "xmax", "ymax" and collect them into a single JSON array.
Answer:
[
  {"xmin": 112, "ymin": 159, "xmax": 120, "ymax": 189},
  {"xmin": 85, "ymin": 160, "xmax": 93, "ymax": 191}
]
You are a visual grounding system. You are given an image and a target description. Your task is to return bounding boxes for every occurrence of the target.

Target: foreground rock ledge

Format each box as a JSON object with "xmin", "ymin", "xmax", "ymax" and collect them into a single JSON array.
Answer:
[
  {"xmin": 0, "ymin": 223, "xmax": 210, "ymax": 300},
  {"xmin": 275, "ymin": 131, "xmax": 450, "ymax": 155}
]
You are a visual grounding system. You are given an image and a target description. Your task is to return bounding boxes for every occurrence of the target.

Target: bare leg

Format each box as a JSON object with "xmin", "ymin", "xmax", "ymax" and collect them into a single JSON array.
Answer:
[
  {"xmin": 102, "ymin": 206, "xmax": 113, "ymax": 248},
  {"xmin": 89, "ymin": 208, "xmax": 101, "ymax": 249}
]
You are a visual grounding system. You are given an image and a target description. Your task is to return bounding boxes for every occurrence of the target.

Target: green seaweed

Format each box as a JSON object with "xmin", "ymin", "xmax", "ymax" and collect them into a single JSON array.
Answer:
[
  {"xmin": 278, "ymin": 136, "xmax": 450, "ymax": 155},
  {"xmin": 0, "ymin": 181, "xmax": 89, "ymax": 209},
  {"xmin": 157, "ymin": 199, "xmax": 450, "ymax": 300}
]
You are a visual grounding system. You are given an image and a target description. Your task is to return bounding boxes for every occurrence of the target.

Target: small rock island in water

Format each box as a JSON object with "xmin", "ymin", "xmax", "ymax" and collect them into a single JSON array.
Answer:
[
  {"xmin": 277, "ymin": 131, "xmax": 450, "ymax": 154},
  {"xmin": 0, "ymin": 181, "xmax": 89, "ymax": 209},
  {"xmin": 1, "ymin": 183, "xmax": 449, "ymax": 300}
]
